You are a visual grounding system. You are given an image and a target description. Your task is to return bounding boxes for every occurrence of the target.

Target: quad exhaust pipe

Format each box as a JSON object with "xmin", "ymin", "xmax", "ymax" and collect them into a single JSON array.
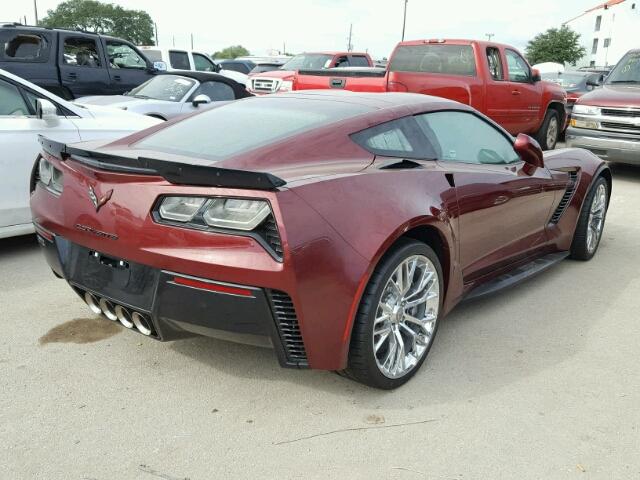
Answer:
[{"xmin": 82, "ymin": 291, "xmax": 154, "ymax": 336}]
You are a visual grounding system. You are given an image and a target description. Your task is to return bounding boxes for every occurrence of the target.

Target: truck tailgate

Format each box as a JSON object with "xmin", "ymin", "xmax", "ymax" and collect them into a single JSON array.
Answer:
[{"xmin": 295, "ymin": 68, "xmax": 387, "ymax": 92}]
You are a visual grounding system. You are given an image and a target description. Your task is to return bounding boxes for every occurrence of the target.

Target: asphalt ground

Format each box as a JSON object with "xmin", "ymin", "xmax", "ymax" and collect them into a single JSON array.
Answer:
[{"xmin": 1, "ymin": 161, "xmax": 639, "ymax": 480}]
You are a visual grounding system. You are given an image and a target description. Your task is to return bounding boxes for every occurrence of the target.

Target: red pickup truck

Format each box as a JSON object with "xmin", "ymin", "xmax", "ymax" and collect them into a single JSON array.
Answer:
[
  {"xmin": 247, "ymin": 51, "xmax": 373, "ymax": 95},
  {"xmin": 294, "ymin": 39, "xmax": 566, "ymax": 149}
]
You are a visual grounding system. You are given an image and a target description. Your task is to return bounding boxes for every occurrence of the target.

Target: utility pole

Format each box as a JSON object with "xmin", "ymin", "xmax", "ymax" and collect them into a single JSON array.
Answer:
[
  {"xmin": 486, "ymin": 33, "xmax": 495, "ymax": 41},
  {"xmin": 283, "ymin": 42, "xmax": 286, "ymax": 55},
  {"xmin": 154, "ymin": 22, "xmax": 159, "ymax": 46},
  {"xmin": 191, "ymin": 33, "xmax": 194, "ymax": 50},
  {"xmin": 347, "ymin": 23, "xmax": 353, "ymax": 52},
  {"xmin": 172, "ymin": 35, "xmax": 175, "ymax": 47},
  {"xmin": 401, "ymin": 0, "xmax": 408, "ymax": 41},
  {"xmin": 33, "ymin": 0, "xmax": 39, "ymax": 25}
]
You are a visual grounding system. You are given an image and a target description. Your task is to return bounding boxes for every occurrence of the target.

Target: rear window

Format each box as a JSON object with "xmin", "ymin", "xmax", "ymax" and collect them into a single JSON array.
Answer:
[
  {"xmin": 390, "ymin": 44, "xmax": 477, "ymax": 76},
  {"xmin": 135, "ymin": 97, "xmax": 373, "ymax": 161},
  {"xmin": 1, "ymin": 33, "xmax": 50, "ymax": 62}
]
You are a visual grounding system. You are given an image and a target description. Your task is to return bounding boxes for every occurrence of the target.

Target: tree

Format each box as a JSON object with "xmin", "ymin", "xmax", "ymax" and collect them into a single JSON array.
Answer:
[
  {"xmin": 211, "ymin": 45, "xmax": 250, "ymax": 59},
  {"xmin": 41, "ymin": 0, "xmax": 155, "ymax": 46},
  {"xmin": 525, "ymin": 26, "xmax": 586, "ymax": 66}
]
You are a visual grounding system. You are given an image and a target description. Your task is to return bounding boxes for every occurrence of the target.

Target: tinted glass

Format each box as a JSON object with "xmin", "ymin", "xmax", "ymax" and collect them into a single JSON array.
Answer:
[
  {"xmin": 141, "ymin": 49, "xmax": 162, "ymax": 62},
  {"xmin": 1, "ymin": 33, "xmax": 49, "ymax": 62},
  {"xmin": 136, "ymin": 97, "xmax": 373, "ymax": 161},
  {"xmin": 390, "ymin": 45, "xmax": 476, "ymax": 76},
  {"xmin": 193, "ymin": 53, "xmax": 216, "ymax": 72},
  {"xmin": 169, "ymin": 51, "xmax": 190, "ymax": 70},
  {"xmin": 416, "ymin": 111, "xmax": 519, "ymax": 164},
  {"xmin": 250, "ymin": 64, "xmax": 282, "ymax": 74},
  {"xmin": 606, "ymin": 51, "xmax": 640, "ymax": 84},
  {"xmin": 351, "ymin": 117, "xmax": 436, "ymax": 159},
  {"xmin": 107, "ymin": 42, "xmax": 146, "ymax": 69},
  {"xmin": 281, "ymin": 54, "xmax": 333, "ymax": 70},
  {"xmin": 505, "ymin": 50, "xmax": 531, "ymax": 83},
  {"xmin": 221, "ymin": 62, "xmax": 250, "ymax": 74},
  {"xmin": 192, "ymin": 81, "xmax": 235, "ymax": 101},
  {"xmin": 0, "ymin": 79, "xmax": 30, "ymax": 116},
  {"xmin": 63, "ymin": 37, "xmax": 101, "ymax": 67},
  {"xmin": 128, "ymin": 75, "xmax": 195, "ymax": 101},
  {"xmin": 349, "ymin": 56, "xmax": 370, "ymax": 67}
]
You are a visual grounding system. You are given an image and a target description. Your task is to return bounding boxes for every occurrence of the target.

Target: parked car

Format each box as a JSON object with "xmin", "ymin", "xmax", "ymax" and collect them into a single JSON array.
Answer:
[
  {"xmin": 31, "ymin": 91, "xmax": 611, "ymax": 389},
  {"xmin": 74, "ymin": 71, "xmax": 251, "ymax": 121},
  {"xmin": 0, "ymin": 68, "xmax": 160, "ymax": 239},
  {"xmin": 247, "ymin": 51, "xmax": 373, "ymax": 95},
  {"xmin": 566, "ymin": 49, "xmax": 640, "ymax": 165},
  {"xmin": 216, "ymin": 59, "xmax": 255, "ymax": 75},
  {"xmin": 542, "ymin": 70, "xmax": 603, "ymax": 117},
  {"xmin": 138, "ymin": 47, "xmax": 217, "ymax": 72},
  {"xmin": 0, "ymin": 23, "xmax": 160, "ymax": 99},
  {"xmin": 293, "ymin": 39, "xmax": 566, "ymax": 149},
  {"xmin": 249, "ymin": 62, "xmax": 285, "ymax": 75}
]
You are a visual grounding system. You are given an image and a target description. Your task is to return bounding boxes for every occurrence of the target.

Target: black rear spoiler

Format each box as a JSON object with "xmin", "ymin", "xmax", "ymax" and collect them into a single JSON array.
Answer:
[{"xmin": 39, "ymin": 136, "xmax": 286, "ymax": 191}]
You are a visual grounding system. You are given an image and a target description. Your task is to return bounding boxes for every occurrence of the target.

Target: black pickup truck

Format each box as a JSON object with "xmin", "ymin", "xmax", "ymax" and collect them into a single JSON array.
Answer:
[{"xmin": 0, "ymin": 24, "xmax": 160, "ymax": 99}]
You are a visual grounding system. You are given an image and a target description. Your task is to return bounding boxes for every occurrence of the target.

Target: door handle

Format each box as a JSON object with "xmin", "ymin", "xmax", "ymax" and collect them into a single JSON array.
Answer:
[
  {"xmin": 511, "ymin": 90, "xmax": 521, "ymax": 95},
  {"xmin": 67, "ymin": 72, "xmax": 77, "ymax": 79},
  {"xmin": 113, "ymin": 75, "xmax": 122, "ymax": 81}
]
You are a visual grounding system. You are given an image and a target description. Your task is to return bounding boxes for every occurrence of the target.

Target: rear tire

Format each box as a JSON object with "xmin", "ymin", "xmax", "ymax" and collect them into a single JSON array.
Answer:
[
  {"xmin": 343, "ymin": 239, "xmax": 443, "ymax": 389},
  {"xmin": 535, "ymin": 109, "xmax": 560, "ymax": 150},
  {"xmin": 570, "ymin": 177, "xmax": 609, "ymax": 261}
]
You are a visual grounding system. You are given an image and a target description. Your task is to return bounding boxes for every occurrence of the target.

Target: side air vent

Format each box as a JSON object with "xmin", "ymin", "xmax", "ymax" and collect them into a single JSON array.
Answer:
[
  {"xmin": 268, "ymin": 290, "xmax": 308, "ymax": 366},
  {"xmin": 550, "ymin": 171, "xmax": 578, "ymax": 224},
  {"xmin": 256, "ymin": 215, "xmax": 283, "ymax": 260}
]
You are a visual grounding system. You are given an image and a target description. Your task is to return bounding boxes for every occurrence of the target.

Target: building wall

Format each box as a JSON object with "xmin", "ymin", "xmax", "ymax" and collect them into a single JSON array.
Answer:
[{"xmin": 565, "ymin": 1, "xmax": 640, "ymax": 67}]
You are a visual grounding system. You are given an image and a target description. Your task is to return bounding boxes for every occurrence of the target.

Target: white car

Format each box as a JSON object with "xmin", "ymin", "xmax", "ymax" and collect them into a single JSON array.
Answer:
[
  {"xmin": 74, "ymin": 71, "xmax": 251, "ymax": 121},
  {"xmin": 138, "ymin": 46, "xmax": 249, "ymax": 85},
  {"xmin": 0, "ymin": 69, "xmax": 161, "ymax": 239}
]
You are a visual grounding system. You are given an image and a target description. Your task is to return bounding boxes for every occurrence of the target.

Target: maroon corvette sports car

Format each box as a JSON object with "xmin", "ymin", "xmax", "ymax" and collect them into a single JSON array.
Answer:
[{"xmin": 31, "ymin": 91, "xmax": 611, "ymax": 389}]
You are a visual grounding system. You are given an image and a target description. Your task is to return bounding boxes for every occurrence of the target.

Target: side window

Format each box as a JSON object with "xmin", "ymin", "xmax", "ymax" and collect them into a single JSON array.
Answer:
[
  {"xmin": 334, "ymin": 56, "xmax": 350, "ymax": 67},
  {"xmin": 416, "ymin": 111, "xmax": 520, "ymax": 165},
  {"xmin": 1, "ymin": 33, "xmax": 50, "ymax": 62},
  {"xmin": 169, "ymin": 50, "xmax": 190, "ymax": 70},
  {"xmin": 486, "ymin": 47, "xmax": 504, "ymax": 81},
  {"xmin": 193, "ymin": 53, "xmax": 216, "ymax": 72},
  {"xmin": 107, "ymin": 42, "xmax": 147, "ymax": 69},
  {"xmin": 349, "ymin": 55, "xmax": 370, "ymax": 67},
  {"xmin": 505, "ymin": 49, "xmax": 531, "ymax": 83},
  {"xmin": 63, "ymin": 37, "xmax": 102, "ymax": 67},
  {"xmin": 0, "ymin": 79, "xmax": 30, "ymax": 116},
  {"xmin": 350, "ymin": 117, "xmax": 437, "ymax": 159},
  {"xmin": 192, "ymin": 81, "xmax": 236, "ymax": 101}
]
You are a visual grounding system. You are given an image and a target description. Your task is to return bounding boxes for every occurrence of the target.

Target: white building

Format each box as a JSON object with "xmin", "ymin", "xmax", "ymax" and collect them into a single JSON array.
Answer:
[{"xmin": 564, "ymin": 0, "xmax": 639, "ymax": 67}]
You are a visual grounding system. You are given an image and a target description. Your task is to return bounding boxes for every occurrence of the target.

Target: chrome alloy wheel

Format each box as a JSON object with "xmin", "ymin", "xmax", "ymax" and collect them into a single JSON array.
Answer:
[
  {"xmin": 373, "ymin": 255, "xmax": 440, "ymax": 379},
  {"xmin": 547, "ymin": 116, "xmax": 559, "ymax": 149},
  {"xmin": 587, "ymin": 183, "xmax": 607, "ymax": 253}
]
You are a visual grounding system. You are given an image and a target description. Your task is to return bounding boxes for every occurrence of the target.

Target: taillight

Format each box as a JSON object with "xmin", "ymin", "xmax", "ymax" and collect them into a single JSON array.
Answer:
[{"xmin": 388, "ymin": 81, "xmax": 408, "ymax": 92}]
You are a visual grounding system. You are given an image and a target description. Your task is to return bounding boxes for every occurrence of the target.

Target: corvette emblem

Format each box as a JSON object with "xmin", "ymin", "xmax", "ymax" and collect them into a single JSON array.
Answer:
[{"xmin": 88, "ymin": 186, "xmax": 113, "ymax": 212}]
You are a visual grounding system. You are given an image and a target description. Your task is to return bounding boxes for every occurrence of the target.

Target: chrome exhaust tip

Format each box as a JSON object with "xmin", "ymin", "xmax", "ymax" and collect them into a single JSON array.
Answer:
[
  {"xmin": 84, "ymin": 292, "xmax": 102, "ymax": 315},
  {"xmin": 99, "ymin": 298, "xmax": 118, "ymax": 321},
  {"xmin": 115, "ymin": 305, "xmax": 134, "ymax": 329},
  {"xmin": 132, "ymin": 312, "xmax": 153, "ymax": 336}
]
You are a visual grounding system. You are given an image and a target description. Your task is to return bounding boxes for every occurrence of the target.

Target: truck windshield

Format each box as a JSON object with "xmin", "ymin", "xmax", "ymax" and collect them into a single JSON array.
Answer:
[
  {"xmin": 390, "ymin": 44, "xmax": 477, "ymax": 76},
  {"xmin": 606, "ymin": 51, "xmax": 640, "ymax": 84},
  {"xmin": 282, "ymin": 54, "xmax": 333, "ymax": 70},
  {"xmin": 127, "ymin": 75, "xmax": 196, "ymax": 102}
]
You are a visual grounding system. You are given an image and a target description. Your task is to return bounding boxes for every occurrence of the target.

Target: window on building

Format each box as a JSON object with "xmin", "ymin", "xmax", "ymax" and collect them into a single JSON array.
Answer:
[
  {"xmin": 592, "ymin": 39, "xmax": 599, "ymax": 54},
  {"xmin": 595, "ymin": 15, "xmax": 602, "ymax": 31},
  {"xmin": 604, "ymin": 38, "xmax": 611, "ymax": 48}
]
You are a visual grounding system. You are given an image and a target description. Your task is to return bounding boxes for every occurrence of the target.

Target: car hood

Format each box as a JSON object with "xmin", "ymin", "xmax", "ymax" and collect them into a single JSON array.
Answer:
[{"xmin": 575, "ymin": 84, "xmax": 640, "ymax": 108}]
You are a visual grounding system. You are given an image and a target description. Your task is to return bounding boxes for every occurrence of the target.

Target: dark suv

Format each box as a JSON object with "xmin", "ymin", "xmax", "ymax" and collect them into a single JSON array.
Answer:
[{"xmin": 0, "ymin": 23, "xmax": 159, "ymax": 99}]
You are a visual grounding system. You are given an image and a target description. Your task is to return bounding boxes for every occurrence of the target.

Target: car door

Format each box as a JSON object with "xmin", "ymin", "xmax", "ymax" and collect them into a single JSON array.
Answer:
[
  {"xmin": 505, "ymin": 49, "xmax": 542, "ymax": 134},
  {"xmin": 484, "ymin": 46, "xmax": 518, "ymax": 134},
  {"xmin": 103, "ymin": 39, "xmax": 154, "ymax": 94},
  {"xmin": 58, "ymin": 33, "xmax": 111, "ymax": 97},
  {"xmin": 415, "ymin": 110, "xmax": 556, "ymax": 280},
  {"xmin": 0, "ymin": 77, "xmax": 80, "ymax": 231},
  {"xmin": 180, "ymin": 79, "xmax": 237, "ymax": 115}
]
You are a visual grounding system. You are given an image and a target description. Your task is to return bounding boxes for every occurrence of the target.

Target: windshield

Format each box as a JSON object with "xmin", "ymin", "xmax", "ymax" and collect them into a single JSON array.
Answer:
[
  {"xmin": 606, "ymin": 51, "xmax": 640, "ymax": 84},
  {"xmin": 541, "ymin": 72, "xmax": 587, "ymax": 89},
  {"xmin": 281, "ymin": 54, "xmax": 334, "ymax": 70},
  {"xmin": 127, "ymin": 75, "xmax": 196, "ymax": 102},
  {"xmin": 135, "ymin": 97, "xmax": 373, "ymax": 161}
]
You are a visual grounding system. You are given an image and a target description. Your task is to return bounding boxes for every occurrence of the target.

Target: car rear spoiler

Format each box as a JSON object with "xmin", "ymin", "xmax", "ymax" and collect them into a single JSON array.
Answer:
[{"xmin": 39, "ymin": 136, "xmax": 286, "ymax": 190}]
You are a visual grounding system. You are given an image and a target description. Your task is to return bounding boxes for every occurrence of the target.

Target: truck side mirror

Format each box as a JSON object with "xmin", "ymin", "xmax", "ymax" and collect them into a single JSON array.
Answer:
[
  {"xmin": 36, "ymin": 99, "xmax": 58, "ymax": 124},
  {"xmin": 531, "ymin": 68, "xmax": 541, "ymax": 83}
]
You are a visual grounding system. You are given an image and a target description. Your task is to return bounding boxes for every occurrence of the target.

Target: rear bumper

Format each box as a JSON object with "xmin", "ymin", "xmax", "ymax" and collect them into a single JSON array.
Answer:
[
  {"xmin": 38, "ymin": 232, "xmax": 308, "ymax": 368},
  {"xmin": 565, "ymin": 127, "xmax": 640, "ymax": 164}
]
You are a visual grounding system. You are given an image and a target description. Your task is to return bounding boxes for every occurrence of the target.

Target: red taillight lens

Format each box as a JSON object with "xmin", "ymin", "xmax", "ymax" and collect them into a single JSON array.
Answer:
[{"xmin": 387, "ymin": 81, "xmax": 408, "ymax": 92}]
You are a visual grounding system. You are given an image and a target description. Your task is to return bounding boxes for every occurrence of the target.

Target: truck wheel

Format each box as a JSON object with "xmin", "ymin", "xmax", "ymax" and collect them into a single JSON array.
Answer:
[
  {"xmin": 343, "ymin": 239, "xmax": 443, "ymax": 389},
  {"xmin": 535, "ymin": 109, "xmax": 560, "ymax": 150}
]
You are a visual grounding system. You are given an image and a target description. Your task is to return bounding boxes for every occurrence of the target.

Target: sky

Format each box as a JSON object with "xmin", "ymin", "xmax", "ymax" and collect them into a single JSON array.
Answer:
[{"xmin": 5, "ymin": 0, "xmax": 597, "ymax": 58}]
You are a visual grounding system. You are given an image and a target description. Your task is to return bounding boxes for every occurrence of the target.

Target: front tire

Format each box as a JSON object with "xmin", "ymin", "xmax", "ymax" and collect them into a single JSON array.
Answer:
[
  {"xmin": 344, "ymin": 239, "xmax": 443, "ymax": 389},
  {"xmin": 570, "ymin": 177, "xmax": 609, "ymax": 261},
  {"xmin": 535, "ymin": 109, "xmax": 560, "ymax": 150}
]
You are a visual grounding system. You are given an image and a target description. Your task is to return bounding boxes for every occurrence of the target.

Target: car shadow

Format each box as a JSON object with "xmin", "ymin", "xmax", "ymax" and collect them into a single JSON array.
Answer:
[
  {"xmin": 0, "ymin": 233, "xmax": 38, "ymax": 257},
  {"xmin": 610, "ymin": 162, "xmax": 640, "ymax": 182}
]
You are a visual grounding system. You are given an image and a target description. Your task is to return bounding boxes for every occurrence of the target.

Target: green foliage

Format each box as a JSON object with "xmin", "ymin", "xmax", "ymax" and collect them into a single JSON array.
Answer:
[
  {"xmin": 40, "ymin": 0, "xmax": 155, "ymax": 45},
  {"xmin": 211, "ymin": 45, "xmax": 250, "ymax": 59},
  {"xmin": 525, "ymin": 26, "xmax": 586, "ymax": 66}
]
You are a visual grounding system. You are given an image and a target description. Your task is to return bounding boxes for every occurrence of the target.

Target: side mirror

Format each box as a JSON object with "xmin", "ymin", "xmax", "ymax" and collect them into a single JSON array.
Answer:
[
  {"xmin": 586, "ymin": 79, "xmax": 600, "ymax": 87},
  {"xmin": 514, "ymin": 133, "xmax": 544, "ymax": 173},
  {"xmin": 531, "ymin": 68, "xmax": 541, "ymax": 83},
  {"xmin": 153, "ymin": 61, "xmax": 167, "ymax": 72},
  {"xmin": 36, "ymin": 99, "xmax": 58, "ymax": 123},
  {"xmin": 192, "ymin": 94, "xmax": 211, "ymax": 107}
]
